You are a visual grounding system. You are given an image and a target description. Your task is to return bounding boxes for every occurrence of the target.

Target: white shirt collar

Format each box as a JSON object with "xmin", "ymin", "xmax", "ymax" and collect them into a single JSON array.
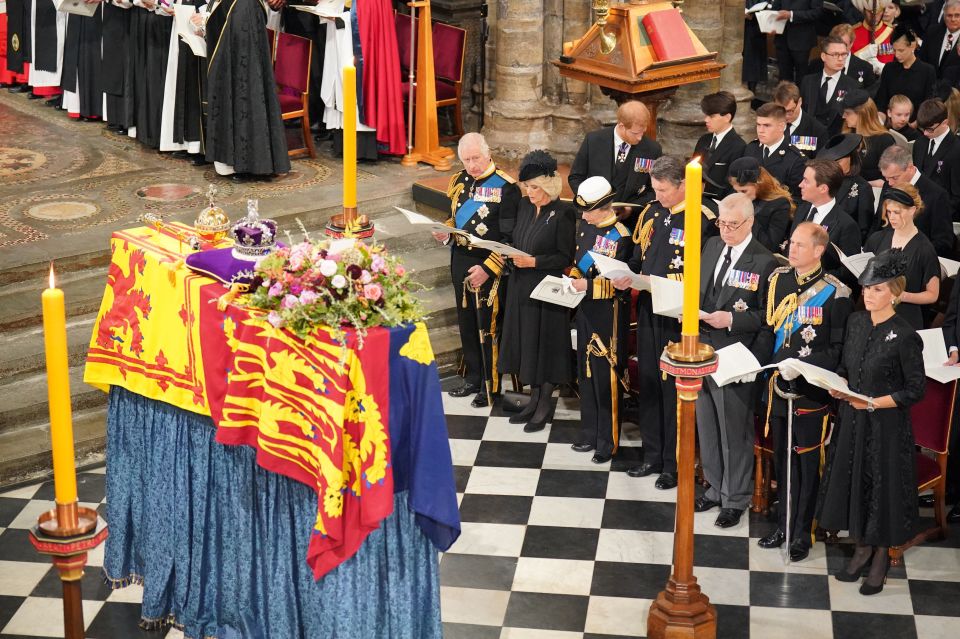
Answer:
[
  {"xmin": 788, "ymin": 111, "xmax": 803, "ymax": 136},
  {"xmin": 765, "ymin": 137, "xmax": 785, "ymax": 156},
  {"xmin": 910, "ymin": 168, "xmax": 922, "ymax": 185},
  {"xmin": 713, "ymin": 125, "xmax": 733, "ymax": 147},
  {"xmin": 808, "ymin": 198, "xmax": 836, "ymax": 225},
  {"xmin": 930, "ymin": 128, "xmax": 950, "ymax": 153},
  {"xmin": 714, "ymin": 233, "xmax": 754, "ymax": 283}
]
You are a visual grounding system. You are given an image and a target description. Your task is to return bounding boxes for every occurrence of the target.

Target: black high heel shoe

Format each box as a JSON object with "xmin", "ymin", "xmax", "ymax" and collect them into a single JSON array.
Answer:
[
  {"xmin": 524, "ymin": 403, "xmax": 556, "ymax": 433},
  {"xmin": 859, "ymin": 548, "xmax": 889, "ymax": 596},
  {"xmin": 835, "ymin": 544, "xmax": 874, "ymax": 582},
  {"xmin": 523, "ymin": 383, "xmax": 556, "ymax": 433}
]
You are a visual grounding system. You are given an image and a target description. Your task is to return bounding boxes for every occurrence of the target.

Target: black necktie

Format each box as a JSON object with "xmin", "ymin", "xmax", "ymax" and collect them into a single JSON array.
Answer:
[
  {"xmin": 709, "ymin": 135, "xmax": 718, "ymax": 153},
  {"xmin": 714, "ymin": 246, "xmax": 733, "ymax": 289},
  {"xmin": 806, "ymin": 206, "xmax": 819, "ymax": 222},
  {"xmin": 819, "ymin": 76, "xmax": 830, "ymax": 107},
  {"xmin": 762, "ymin": 146, "xmax": 770, "ymax": 161}
]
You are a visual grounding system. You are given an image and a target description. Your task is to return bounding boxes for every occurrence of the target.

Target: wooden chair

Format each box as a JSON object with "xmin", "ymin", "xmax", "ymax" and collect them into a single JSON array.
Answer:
[
  {"xmin": 752, "ymin": 416, "xmax": 775, "ymax": 515},
  {"xmin": 274, "ymin": 32, "xmax": 315, "ymax": 159},
  {"xmin": 889, "ymin": 379, "xmax": 957, "ymax": 566},
  {"xmin": 395, "ymin": 12, "xmax": 466, "ymax": 140}
]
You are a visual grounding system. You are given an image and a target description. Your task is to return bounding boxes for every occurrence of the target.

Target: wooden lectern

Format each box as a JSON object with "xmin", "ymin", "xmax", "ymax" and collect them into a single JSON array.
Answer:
[{"xmin": 553, "ymin": 1, "xmax": 723, "ymax": 139}]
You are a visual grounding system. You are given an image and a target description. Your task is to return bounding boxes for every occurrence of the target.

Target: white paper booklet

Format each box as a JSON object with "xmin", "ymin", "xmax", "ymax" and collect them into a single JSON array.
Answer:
[
  {"xmin": 174, "ymin": 4, "xmax": 207, "ymax": 57},
  {"xmin": 54, "ymin": 0, "xmax": 99, "ymax": 17},
  {"xmin": 589, "ymin": 252, "xmax": 650, "ymax": 291},
  {"xmin": 746, "ymin": 2, "xmax": 770, "ymax": 13},
  {"xmin": 530, "ymin": 275, "xmax": 585, "ymax": 309},
  {"xmin": 710, "ymin": 342, "xmax": 776, "ymax": 386},
  {"xmin": 293, "ymin": 0, "xmax": 344, "ymax": 18},
  {"xmin": 832, "ymin": 244, "xmax": 874, "ymax": 278},
  {"xmin": 394, "ymin": 206, "xmax": 470, "ymax": 237},
  {"xmin": 756, "ymin": 10, "xmax": 786, "ymax": 34},
  {"xmin": 777, "ymin": 358, "xmax": 872, "ymax": 402},
  {"xmin": 917, "ymin": 328, "xmax": 960, "ymax": 383},
  {"xmin": 939, "ymin": 257, "xmax": 960, "ymax": 278},
  {"xmin": 650, "ymin": 276, "xmax": 684, "ymax": 318},
  {"xmin": 469, "ymin": 237, "xmax": 532, "ymax": 258}
]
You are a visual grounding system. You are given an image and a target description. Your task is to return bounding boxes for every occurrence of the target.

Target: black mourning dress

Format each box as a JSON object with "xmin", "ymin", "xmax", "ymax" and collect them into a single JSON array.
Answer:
[
  {"xmin": 874, "ymin": 58, "xmax": 937, "ymax": 114},
  {"xmin": 498, "ymin": 198, "xmax": 577, "ymax": 385},
  {"xmin": 753, "ymin": 197, "xmax": 792, "ymax": 253},
  {"xmin": 864, "ymin": 231, "xmax": 940, "ymax": 329},
  {"xmin": 837, "ymin": 174, "xmax": 876, "ymax": 242},
  {"xmin": 860, "ymin": 134, "xmax": 897, "ymax": 183},
  {"xmin": 816, "ymin": 312, "xmax": 924, "ymax": 547}
]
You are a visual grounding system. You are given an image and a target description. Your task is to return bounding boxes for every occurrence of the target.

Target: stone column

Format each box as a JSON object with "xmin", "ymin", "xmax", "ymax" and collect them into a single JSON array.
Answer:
[{"xmin": 482, "ymin": 0, "xmax": 554, "ymax": 161}]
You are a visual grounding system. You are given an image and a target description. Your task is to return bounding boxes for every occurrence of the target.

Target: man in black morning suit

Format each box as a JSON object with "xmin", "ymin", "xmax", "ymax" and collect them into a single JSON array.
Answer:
[
  {"xmin": 918, "ymin": 0, "xmax": 960, "ymax": 79},
  {"xmin": 878, "ymin": 144, "xmax": 957, "ymax": 256},
  {"xmin": 435, "ymin": 133, "xmax": 520, "ymax": 407},
  {"xmin": 771, "ymin": 0, "xmax": 825, "ymax": 83},
  {"xmin": 612, "ymin": 156, "xmax": 717, "ymax": 489},
  {"xmin": 790, "ymin": 159, "xmax": 863, "ymax": 288},
  {"xmin": 757, "ymin": 222, "xmax": 852, "ymax": 561},
  {"xmin": 693, "ymin": 91, "xmax": 746, "ymax": 200},
  {"xmin": 799, "ymin": 36, "xmax": 860, "ymax": 137},
  {"xmin": 744, "ymin": 102, "xmax": 807, "ymax": 198},
  {"xmin": 806, "ymin": 26, "xmax": 878, "ymax": 93},
  {"xmin": 569, "ymin": 100, "xmax": 663, "ymax": 225},
  {"xmin": 695, "ymin": 193, "xmax": 777, "ymax": 529},
  {"xmin": 913, "ymin": 98, "xmax": 960, "ymax": 215},
  {"xmin": 775, "ymin": 81, "xmax": 829, "ymax": 158}
]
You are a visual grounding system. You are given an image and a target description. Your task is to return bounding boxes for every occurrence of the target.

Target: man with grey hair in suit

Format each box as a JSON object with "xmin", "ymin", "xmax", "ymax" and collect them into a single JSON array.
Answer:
[{"xmin": 695, "ymin": 193, "xmax": 778, "ymax": 528}]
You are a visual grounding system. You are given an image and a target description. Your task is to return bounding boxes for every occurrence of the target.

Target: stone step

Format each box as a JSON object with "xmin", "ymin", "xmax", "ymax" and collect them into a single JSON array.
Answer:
[
  {"xmin": 0, "ymin": 265, "xmax": 110, "ymax": 332},
  {"xmin": 0, "ymin": 406, "xmax": 107, "ymax": 488},
  {"xmin": 429, "ymin": 323, "xmax": 463, "ymax": 377},
  {"xmin": 0, "ymin": 364, "xmax": 105, "ymax": 437},
  {"xmin": 0, "ymin": 314, "xmax": 97, "ymax": 382},
  {"xmin": 401, "ymin": 245, "xmax": 451, "ymax": 290},
  {"xmin": 420, "ymin": 286, "xmax": 458, "ymax": 331}
]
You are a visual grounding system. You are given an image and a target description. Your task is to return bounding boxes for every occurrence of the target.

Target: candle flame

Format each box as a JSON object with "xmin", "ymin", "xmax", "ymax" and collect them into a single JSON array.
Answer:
[
  {"xmin": 689, "ymin": 155, "xmax": 702, "ymax": 166},
  {"xmin": 48, "ymin": 262, "xmax": 56, "ymax": 289}
]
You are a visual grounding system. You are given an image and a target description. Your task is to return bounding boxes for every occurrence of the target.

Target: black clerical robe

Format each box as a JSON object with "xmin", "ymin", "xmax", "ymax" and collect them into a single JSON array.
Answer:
[{"xmin": 61, "ymin": 5, "xmax": 103, "ymax": 118}]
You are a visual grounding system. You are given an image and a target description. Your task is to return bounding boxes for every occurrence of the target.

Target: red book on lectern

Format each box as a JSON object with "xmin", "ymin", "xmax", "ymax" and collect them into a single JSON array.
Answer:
[{"xmin": 642, "ymin": 9, "xmax": 698, "ymax": 61}]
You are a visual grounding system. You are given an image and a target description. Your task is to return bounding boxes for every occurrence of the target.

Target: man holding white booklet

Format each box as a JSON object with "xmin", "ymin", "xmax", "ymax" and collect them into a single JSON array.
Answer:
[
  {"xmin": 758, "ymin": 221, "xmax": 852, "ymax": 560},
  {"xmin": 693, "ymin": 193, "xmax": 778, "ymax": 529}
]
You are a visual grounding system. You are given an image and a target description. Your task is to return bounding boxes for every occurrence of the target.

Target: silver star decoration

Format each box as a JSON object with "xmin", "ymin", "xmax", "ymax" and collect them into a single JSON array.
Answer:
[
  {"xmin": 733, "ymin": 299, "xmax": 748, "ymax": 312},
  {"xmin": 885, "ymin": 330, "xmax": 897, "ymax": 342},
  {"xmin": 477, "ymin": 205, "xmax": 489, "ymax": 219},
  {"xmin": 670, "ymin": 255, "xmax": 683, "ymax": 270},
  {"xmin": 664, "ymin": 216, "xmax": 672, "ymax": 226},
  {"xmin": 801, "ymin": 325, "xmax": 816, "ymax": 343},
  {"xmin": 798, "ymin": 345, "xmax": 812, "ymax": 358},
  {"xmin": 475, "ymin": 223, "xmax": 488, "ymax": 237}
]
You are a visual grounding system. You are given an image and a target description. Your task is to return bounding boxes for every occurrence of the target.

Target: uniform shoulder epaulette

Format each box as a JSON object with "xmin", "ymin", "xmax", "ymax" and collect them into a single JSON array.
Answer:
[
  {"xmin": 823, "ymin": 273, "xmax": 852, "ymax": 298},
  {"xmin": 447, "ymin": 170, "xmax": 466, "ymax": 197},
  {"xmin": 768, "ymin": 265, "xmax": 791, "ymax": 282},
  {"xmin": 614, "ymin": 222, "xmax": 630, "ymax": 237},
  {"xmin": 495, "ymin": 168, "xmax": 516, "ymax": 184},
  {"xmin": 700, "ymin": 204, "xmax": 716, "ymax": 221},
  {"xmin": 784, "ymin": 144, "xmax": 805, "ymax": 156}
]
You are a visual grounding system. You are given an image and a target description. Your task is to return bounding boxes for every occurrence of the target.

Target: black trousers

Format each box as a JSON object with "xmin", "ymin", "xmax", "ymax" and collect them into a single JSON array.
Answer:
[
  {"xmin": 770, "ymin": 404, "xmax": 830, "ymax": 548},
  {"xmin": 775, "ymin": 39, "xmax": 812, "ymax": 84},
  {"xmin": 635, "ymin": 292, "xmax": 678, "ymax": 473},
  {"xmin": 575, "ymin": 297, "xmax": 629, "ymax": 457},
  {"xmin": 451, "ymin": 252, "xmax": 503, "ymax": 392}
]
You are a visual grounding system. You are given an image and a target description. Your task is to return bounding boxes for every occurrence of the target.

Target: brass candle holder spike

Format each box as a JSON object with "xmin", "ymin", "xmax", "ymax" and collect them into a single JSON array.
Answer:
[{"xmin": 593, "ymin": 0, "xmax": 618, "ymax": 54}]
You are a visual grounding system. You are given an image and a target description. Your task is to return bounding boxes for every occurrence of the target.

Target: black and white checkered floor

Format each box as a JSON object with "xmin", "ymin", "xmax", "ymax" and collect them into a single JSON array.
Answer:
[{"xmin": 1, "ymin": 391, "xmax": 959, "ymax": 638}]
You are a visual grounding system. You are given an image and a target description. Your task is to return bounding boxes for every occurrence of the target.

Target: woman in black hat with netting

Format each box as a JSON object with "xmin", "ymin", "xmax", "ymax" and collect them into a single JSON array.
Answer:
[
  {"xmin": 726, "ymin": 157, "xmax": 795, "ymax": 253},
  {"xmin": 499, "ymin": 150, "xmax": 577, "ymax": 432},
  {"xmin": 817, "ymin": 250, "xmax": 924, "ymax": 596},
  {"xmin": 818, "ymin": 133, "xmax": 877, "ymax": 241},
  {"xmin": 864, "ymin": 185, "xmax": 940, "ymax": 329}
]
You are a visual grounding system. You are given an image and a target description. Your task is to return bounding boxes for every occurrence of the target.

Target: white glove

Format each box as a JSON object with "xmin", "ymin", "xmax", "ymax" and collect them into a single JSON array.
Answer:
[
  {"xmin": 732, "ymin": 373, "xmax": 757, "ymax": 384},
  {"xmin": 561, "ymin": 275, "xmax": 578, "ymax": 295},
  {"xmin": 779, "ymin": 365, "xmax": 800, "ymax": 382}
]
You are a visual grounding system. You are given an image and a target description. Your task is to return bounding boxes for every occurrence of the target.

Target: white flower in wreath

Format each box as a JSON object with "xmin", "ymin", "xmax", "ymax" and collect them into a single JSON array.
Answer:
[
  {"xmin": 475, "ymin": 222, "xmax": 489, "ymax": 237},
  {"xmin": 477, "ymin": 205, "xmax": 490, "ymax": 219}
]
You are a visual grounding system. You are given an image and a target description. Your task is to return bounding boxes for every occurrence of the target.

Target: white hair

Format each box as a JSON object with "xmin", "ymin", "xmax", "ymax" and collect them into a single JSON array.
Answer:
[
  {"xmin": 719, "ymin": 192, "xmax": 755, "ymax": 220},
  {"xmin": 458, "ymin": 133, "xmax": 490, "ymax": 160}
]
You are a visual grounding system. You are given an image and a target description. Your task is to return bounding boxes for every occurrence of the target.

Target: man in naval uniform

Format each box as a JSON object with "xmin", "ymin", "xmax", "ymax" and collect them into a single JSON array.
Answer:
[
  {"xmin": 434, "ymin": 132, "xmax": 520, "ymax": 407},
  {"xmin": 695, "ymin": 193, "xmax": 778, "ymax": 529},
  {"xmin": 744, "ymin": 102, "xmax": 808, "ymax": 198},
  {"xmin": 758, "ymin": 221, "xmax": 852, "ymax": 560},
  {"xmin": 612, "ymin": 155, "xmax": 716, "ymax": 490},
  {"xmin": 774, "ymin": 81, "xmax": 829, "ymax": 159},
  {"xmin": 568, "ymin": 176, "xmax": 634, "ymax": 464}
]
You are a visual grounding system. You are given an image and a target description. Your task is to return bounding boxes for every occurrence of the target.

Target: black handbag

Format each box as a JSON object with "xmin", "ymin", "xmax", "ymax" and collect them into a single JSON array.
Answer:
[{"xmin": 501, "ymin": 390, "xmax": 529, "ymax": 413}]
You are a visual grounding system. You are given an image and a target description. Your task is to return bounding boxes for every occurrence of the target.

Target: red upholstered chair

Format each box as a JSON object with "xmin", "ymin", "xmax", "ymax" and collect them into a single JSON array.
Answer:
[
  {"xmin": 273, "ymin": 32, "xmax": 315, "ymax": 159},
  {"xmin": 395, "ymin": 13, "xmax": 466, "ymax": 140},
  {"xmin": 889, "ymin": 379, "xmax": 957, "ymax": 566}
]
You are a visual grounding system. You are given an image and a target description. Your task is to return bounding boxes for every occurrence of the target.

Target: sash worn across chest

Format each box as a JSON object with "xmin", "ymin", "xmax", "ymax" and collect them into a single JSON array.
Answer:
[
  {"xmin": 774, "ymin": 280, "xmax": 835, "ymax": 352},
  {"xmin": 456, "ymin": 174, "xmax": 507, "ymax": 230},
  {"xmin": 578, "ymin": 226, "xmax": 624, "ymax": 273}
]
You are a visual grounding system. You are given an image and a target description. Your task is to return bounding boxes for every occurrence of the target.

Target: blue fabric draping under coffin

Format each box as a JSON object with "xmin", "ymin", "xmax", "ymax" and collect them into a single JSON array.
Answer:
[{"xmin": 103, "ymin": 387, "xmax": 442, "ymax": 639}]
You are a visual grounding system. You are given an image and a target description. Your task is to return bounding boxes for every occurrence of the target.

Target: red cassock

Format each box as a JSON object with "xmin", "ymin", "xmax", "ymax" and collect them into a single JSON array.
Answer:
[{"xmin": 356, "ymin": 0, "xmax": 407, "ymax": 156}]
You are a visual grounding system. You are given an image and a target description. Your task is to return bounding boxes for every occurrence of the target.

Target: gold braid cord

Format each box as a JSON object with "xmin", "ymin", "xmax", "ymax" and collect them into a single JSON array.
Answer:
[{"xmin": 632, "ymin": 205, "xmax": 655, "ymax": 260}]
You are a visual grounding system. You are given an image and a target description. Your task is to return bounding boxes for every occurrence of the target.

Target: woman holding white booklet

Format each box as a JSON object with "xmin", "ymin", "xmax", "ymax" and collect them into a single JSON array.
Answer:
[
  {"xmin": 863, "ymin": 185, "xmax": 940, "ymax": 329},
  {"xmin": 817, "ymin": 250, "xmax": 925, "ymax": 596}
]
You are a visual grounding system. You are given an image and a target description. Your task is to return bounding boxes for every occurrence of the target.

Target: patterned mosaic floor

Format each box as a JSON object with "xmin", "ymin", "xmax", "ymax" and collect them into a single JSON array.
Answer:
[{"xmin": 0, "ymin": 389, "xmax": 958, "ymax": 638}]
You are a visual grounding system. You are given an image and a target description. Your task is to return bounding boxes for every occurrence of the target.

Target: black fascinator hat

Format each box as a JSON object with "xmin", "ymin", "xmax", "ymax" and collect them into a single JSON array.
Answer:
[
  {"xmin": 518, "ymin": 149, "xmax": 558, "ymax": 182},
  {"xmin": 858, "ymin": 249, "xmax": 908, "ymax": 287},
  {"xmin": 727, "ymin": 157, "xmax": 761, "ymax": 185}
]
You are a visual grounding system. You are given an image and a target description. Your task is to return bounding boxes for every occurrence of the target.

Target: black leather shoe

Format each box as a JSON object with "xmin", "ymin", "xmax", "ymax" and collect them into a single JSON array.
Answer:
[
  {"xmin": 694, "ymin": 496, "xmax": 720, "ymax": 512},
  {"xmin": 714, "ymin": 508, "xmax": 744, "ymax": 528},
  {"xmin": 470, "ymin": 392, "xmax": 489, "ymax": 408},
  {"xmin": 655, "ymin": 472, "xmax": 678, "ymax": 490},
  {"xmin": 948, "ymin": 503, "xmax": 960, "ymax": 523},
  {"xmin": 571, "ymin": 442, "xmax": 595, "ymax": 453},
  {"xmin": 191, "ymin": 154, "xmax": 211, "ymax": 166},
  {"xmin": 591, "ymin": 452, "xmax": 612, "ymax": 464},
  {"xmin": 758, "ymin": 529, "xmax": 786, "ymax": 549},
  {"xmin": 448, "ymin": 384, "xmax": 481, "ymax": 398},
  {"xmin": 8, "ymin": 84, "xmax": 30, "ymax": 93},
  {"xmin": 27, "ymin": 92, "xmax": 43, "ymax": 99},
  {"xmin": 789, "ymin": 540, "xmax": 810, "ymax": 562},
  {"xmin": 523, "ymin": 419, "xmax": 547, "ymax": 433},
  {"xmin": 626, "ymin": 462, "xmax": 661, "ymax": 478}
]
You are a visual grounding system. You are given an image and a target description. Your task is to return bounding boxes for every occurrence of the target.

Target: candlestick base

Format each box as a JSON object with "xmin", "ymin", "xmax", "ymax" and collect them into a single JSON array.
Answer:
[
  {"xmin": 325, "ymin": 210, "xmax": 375, "ymax": 239},
  {"xmin": 37, "ymin": 503, "xmax": 98, "ymax": 537}
]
